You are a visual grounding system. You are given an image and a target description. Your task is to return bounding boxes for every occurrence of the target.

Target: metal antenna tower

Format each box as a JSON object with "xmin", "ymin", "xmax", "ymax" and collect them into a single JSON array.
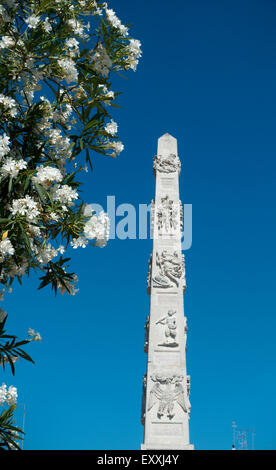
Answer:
[
  {"xmin": 236, "ymin": 430, "xmax": 248, "ymax": 450},
  {"xmin": 232, "ymin": 422, "xmax": 255, "ymax": 450}
]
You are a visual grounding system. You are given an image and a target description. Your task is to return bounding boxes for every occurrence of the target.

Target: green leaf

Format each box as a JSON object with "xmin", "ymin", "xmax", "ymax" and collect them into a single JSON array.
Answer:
[
  {"xmin": 8, "ymin": 176, "xmax": 13, "ymax": 194},
  {"xmin": 35, "ymin": 183, "xmax": 48, "ymax": 203}
]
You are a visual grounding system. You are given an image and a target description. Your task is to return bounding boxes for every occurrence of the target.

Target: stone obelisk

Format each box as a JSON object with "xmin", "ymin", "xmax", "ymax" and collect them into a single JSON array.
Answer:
[{"xmin": 141, "ymin": 133, "xmax": 194, "ymax": 450}]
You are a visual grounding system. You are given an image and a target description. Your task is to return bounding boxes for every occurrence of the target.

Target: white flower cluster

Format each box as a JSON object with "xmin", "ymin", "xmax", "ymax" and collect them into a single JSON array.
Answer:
[
  {"xmin": 104, "ymin": 119, "xmax": 118, "ymax": 136},
  {"xmin": 32, "ymin": 166, "xmax": 63, "ymax": 188},
  {"xmin": 0, "ymin": 383, "xmax": 18, "ymax": 406},
  {"xmin": 58, "ymin": 273, "xmax": 79, "ymax": 296},
  {"xmin": 51, "ymin": 184, "xmax": 79, "ymax": 205},
  {"xmin": 0, "ymin": 35, "xmax": 15, "ymax": 49},
  {"xmin": 37, "ymin": 243, "xmax": 59, "ymax": 265},
  {"xmin": 0, "ymin": 238, "xmax": 15, "ymax": 259},
  {"xmin": 43, "ymin": 16, "xmax": 52, "ymax": 33},
  {"xmin": 28, "ymin": 328, "xmax": 42, "ymax": 341},
  {"xmin": 70, "ymin": 236, "xmax": 88, "ymax": 249},
  {"xmin": 84, "ymin": 210, "xmax": 110, "ymax": 248},
  {"xmin": 57, "ymin": 57, "xmax": 78, "ymax": 83},
  {"xmin": 0, "ymin": 134, "xmax": 10, "ymax": 159},
  {"xmin": 0, "ymin": 157, "xmax": 27, "ymax": 178},
  {"xmin": 46, "ymin": 128, "xmax": 72, "ymax": 158},
  {"xmin": 109, "ymin": 140, "xmax": 124, "ymax": 158},
  {"xmin": 20, "ymin": 59, "xmax": 44, "ymax": 104},
  {"xmin": 0, "ymin": 0, "xmax": 141, "ymax": 298},
  {"xmin": 55, "ymin": 103, "xmax": 73, "ymax": 126},
  {"xmin": 105, "ymin": 7, "xmax": 129, "ymax": 36},
  {"xmin": 68, "ymin": 18, "xmax": 90, "ymax": 39},
  {"xmin": 65, "ymin": 38, "xmax": 79, "ymax": 57},
  {"xmin": 103, "ymin": 4, "xmax": 142, "ymax": 71},
  {"xmin": 0, "ymin": 4, "xmax": 11, "ymax": 23},
  {"xmin": 6, "ymin": 260, "xmax": 28, "ymax": 278},
  {"xmin": 25, "ymin": 14, "xmax": 40, "ymax": 29},
  {"xmin": 10, "ymin": 195, "xmax": 40, "ymax": 220},
  {"xmin": 92, "ymin": 44, "xmax": 112, "ymax": 77},
  {"xmin": 98, "ymin": 84, "xmax": 114, "ymax": 105},
  {"xmin": 0, "ymin": 93, "xmax": 18, "ymax": 117},
  {"xmin": 126, "ymin": 39, "xmax": 142, "ymax": 71},
  {"xmin": 35, "ymin": 97, "xmax": 53, "ymax": 132}
]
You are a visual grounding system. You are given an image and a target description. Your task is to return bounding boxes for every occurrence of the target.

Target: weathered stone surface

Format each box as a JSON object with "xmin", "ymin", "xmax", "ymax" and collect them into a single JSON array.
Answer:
[{"xmin": 141, "ymin": 134, "xmax": 194, "ymax": 450}]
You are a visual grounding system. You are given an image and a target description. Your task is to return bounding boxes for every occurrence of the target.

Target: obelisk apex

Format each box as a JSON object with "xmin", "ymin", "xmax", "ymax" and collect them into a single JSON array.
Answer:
[
  {"xmin": 141, "ymin": 135, "xmax": 194, "ymax": 450},
  {"xmin": 157, "ymin": 133, "xmax": 178, "ymax": 157}
]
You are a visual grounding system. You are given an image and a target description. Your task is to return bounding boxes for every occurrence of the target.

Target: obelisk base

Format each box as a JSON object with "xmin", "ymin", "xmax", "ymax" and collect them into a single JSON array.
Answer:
[{"xmin": 141, "ymin": 443, "xmax": 194, "ymax": 450}]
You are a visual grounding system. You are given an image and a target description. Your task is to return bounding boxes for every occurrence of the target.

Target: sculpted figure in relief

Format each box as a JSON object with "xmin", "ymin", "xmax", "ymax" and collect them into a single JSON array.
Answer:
[
  {"xmin": 153, "ymin": 153, "xmax": 181, "ymax": 174},
  {"xmin": 152, "ymin": 250, "xmax": 185, "ymax": 288},
  {"xmin": 156, "ymin": 309, "xmax": 178, "ymax": 347},
  {"xmin": 157, "ymin": 195, "xmax": 178, "ymax": 233},
  {"xmin": 147, "ymin": 370, "xmax": 190, "ymax": 419}
]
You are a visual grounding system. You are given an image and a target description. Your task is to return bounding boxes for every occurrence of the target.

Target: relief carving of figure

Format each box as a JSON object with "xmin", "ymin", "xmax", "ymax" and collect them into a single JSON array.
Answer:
[
  {"xmin": 157, "ymin": 195, "xmax": 178, "ymax": 233},
  {"xmin": 147, "ymin": 370, "xmax": 190, "ymax": 419},
  {"xmin": 153, "ymin": 153, "xmax": 181, "ymax": 174},
  {"xmin": 152, "ymin": 250, "xmax": 185, "ymax": 288},
  {"xmin": 156, "ymin": 309, "xmax": 178, "ymax": 347}
]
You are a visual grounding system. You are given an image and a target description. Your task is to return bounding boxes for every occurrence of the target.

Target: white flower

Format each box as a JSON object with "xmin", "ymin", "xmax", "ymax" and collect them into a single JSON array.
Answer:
[
  {"xmin": 91, "ymin": 44, "xmax": 112, "ymax": 77},
  {"xmin": 28, "ymin": 222, "xmax": 42, "ymax": 238},
  {"xmin": 126, "ymin": 39, "xmax": 142, "ymax": 71},
  {"xmin": 65, "ymin": 38, "xmax": 79, "ymax": 56},
  {"xmin": 0, "ymin": 6, "xmax": 11, "ymax": 23},
  {"xmin": 28, "ymin": 328, "xmax": 42, "ymax": 341},
  {"xmin": 32, "ymin": 166, "xmax": 63, "ymax": 188},
  {"xmin": 0, "ymin": 384, "xmax": 7, "ymax": 405},
  {"xmin": 67, "ymin": 18, "xmax": 89, "ymax": 38},
  {"xmin": 25, "ymin": 14, "xmax": 40, "ymax": 29},
  {"xmin": 1, "ymin": 157, "xmax": 27, "ymax": 178},
  {"xmin": 105, "ymin": 7, "xmax": 129, "ymax": 36},
  {"xmin": 52, "ymin": 184, "xmax": 78, "ymax": 205},
  {"xmin": 57, "ymin": 57, "xmax": 78, "ymax": 83},
  {"xmin": 37, "ymin": 244, "xmax": 58, "ymax": 265},
  {"xmin": 0, "ymin": 238, "xmax": 14, "ymax": 257},
  {"xmin": 10, "ymin": 195, "xmax": 40, "ymax": 220},
  {"xmin": 0, "ymin": 384, "xmax": 17, "ymax": 406},
  {"xmin": 0, "ymin": 35, "xmax": 14, "ymax": 49},
  {"xmin": 5, "ymin": 0, "xmax": 18, "ymax": 9},
  {"xmin": 84, "ymin": 211, "xmax": 110, "ymax": 247},
  {"xmin": 98, "ymin": 85, "xmax": 114, "ymax": 105},
  {"xmin": 110, "ymin": 140, "xmax": 124, "ymax": 158},
  {"xmin": 43, "ymin": 17, "xmax": 52, "ymax": 33},
  {"xmin": 70, "ymin": 236, "xmax": 88, "ymax": 249},
  {"xmin": 54, "ymin": 103, "xmax": 73, "ymax": 124},
  {"xmin": 6, "ymin": 385, "xmax": 17, "ymax": 405},
  {"xmin": 36, "ymin": 100, "xmax": 53, "ymax": 131},
  {"xmin": 98, "ymin": 85, "xmax": 115, "ymax": 105},
  {"xmin": 58, "ymin": 273, "xmax": 79, "ymax": 296},
  {"xmin": 20, "ymin": 66, "xmax": 44, "ymax": 105},
  {"xmin": 49, "ymin": 211, "xmax": 59, "ymax": 222},
  {"xmin": 0, "ymin": 93, "xmax": 18, "ymax": 117},
  {"xmin": 104, "ymin": 119, "xmax": 118, "ymax": 136},
  {"xmin": 7, "ymin": 260, "xmax": 28, "ymax": 278},
  {"xmin": 46, "ymin": 128, "xmax": 72, "ymax": 158},
  {"xmin": 0, "ymin": 133, "xmax": 10, "ymax": 159}
]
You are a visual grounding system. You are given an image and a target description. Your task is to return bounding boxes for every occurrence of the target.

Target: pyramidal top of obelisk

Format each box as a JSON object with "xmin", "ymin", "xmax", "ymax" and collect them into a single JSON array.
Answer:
[{"xmin": 157, "ymin": 133, "xmax": 178, "ymax": 156}]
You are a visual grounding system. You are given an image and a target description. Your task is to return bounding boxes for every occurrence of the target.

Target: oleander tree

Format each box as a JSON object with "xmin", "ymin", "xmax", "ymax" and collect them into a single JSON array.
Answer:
[{"xmin": 0, "ymin": 0, "xmax": 142, "ymax": 449}]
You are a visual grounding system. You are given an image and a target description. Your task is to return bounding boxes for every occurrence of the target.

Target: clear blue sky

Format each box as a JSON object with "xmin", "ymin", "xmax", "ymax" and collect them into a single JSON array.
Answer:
[{"xmin": 2, "ymin": 0, "xmax": 276, "ymax": 450}]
